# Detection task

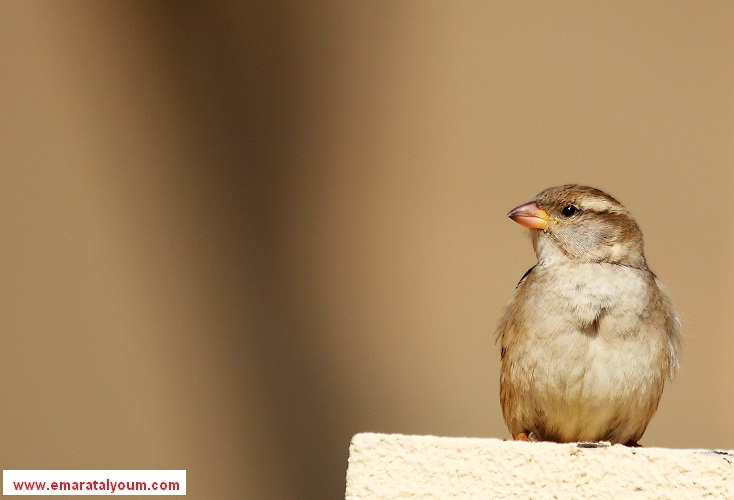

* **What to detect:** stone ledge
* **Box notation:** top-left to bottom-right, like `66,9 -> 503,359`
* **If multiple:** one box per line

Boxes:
345,432 -> 734,499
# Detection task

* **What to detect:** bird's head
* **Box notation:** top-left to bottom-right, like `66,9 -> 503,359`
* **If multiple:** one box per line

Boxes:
507,184 -> 646,268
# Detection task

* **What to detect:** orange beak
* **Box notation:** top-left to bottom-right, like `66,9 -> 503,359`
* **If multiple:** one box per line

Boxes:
507,201 -> 556,230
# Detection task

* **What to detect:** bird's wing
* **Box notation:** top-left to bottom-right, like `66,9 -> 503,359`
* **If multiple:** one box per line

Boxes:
516,265 -> 536,288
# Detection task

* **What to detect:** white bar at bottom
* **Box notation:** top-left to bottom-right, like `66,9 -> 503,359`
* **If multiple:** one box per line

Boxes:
3,470 -> 186,496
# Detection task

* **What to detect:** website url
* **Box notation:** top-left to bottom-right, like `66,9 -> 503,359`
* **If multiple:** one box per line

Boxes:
3,470 -> 186,496
11,479 -> 180,493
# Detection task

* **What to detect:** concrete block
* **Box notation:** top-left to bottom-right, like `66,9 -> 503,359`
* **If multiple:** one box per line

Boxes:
345,433 -> 734,499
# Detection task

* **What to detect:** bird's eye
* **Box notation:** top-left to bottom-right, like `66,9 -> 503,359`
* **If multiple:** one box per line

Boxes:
561,204 -> 579,217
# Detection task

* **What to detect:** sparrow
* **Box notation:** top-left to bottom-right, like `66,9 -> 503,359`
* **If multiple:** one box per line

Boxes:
496,185 -> 681,446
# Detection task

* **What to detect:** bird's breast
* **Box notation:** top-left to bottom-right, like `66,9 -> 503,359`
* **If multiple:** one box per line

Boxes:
533,263 -> 652,338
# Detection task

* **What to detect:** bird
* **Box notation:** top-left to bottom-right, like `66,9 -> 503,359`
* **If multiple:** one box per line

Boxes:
496,184 -> 681,446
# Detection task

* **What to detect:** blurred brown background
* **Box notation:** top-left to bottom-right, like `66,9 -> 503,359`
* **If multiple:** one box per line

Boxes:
1,2 -> 732,499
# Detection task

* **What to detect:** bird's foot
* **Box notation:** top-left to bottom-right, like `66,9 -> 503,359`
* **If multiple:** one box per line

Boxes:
624,440 -> 642,447
513,432 -> 539,442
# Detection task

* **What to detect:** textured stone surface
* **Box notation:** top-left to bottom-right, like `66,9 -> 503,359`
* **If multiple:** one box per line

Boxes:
345,433 -> 734,499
